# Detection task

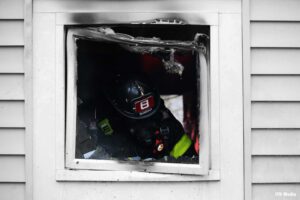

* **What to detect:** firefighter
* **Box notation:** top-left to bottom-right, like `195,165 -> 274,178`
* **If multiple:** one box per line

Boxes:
97,78 -> 196,159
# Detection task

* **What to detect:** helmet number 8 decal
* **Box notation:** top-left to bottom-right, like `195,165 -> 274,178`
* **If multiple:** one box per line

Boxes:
141,99 -> 150,110
135,96 -> 155,113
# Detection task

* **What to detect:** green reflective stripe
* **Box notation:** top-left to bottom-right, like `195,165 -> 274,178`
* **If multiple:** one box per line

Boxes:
170,134 -> 192,159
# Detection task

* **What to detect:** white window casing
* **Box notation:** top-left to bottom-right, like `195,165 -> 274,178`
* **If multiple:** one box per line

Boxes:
54,12 -> 220,181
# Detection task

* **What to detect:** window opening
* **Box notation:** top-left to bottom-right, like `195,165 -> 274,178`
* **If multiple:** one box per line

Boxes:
67,24 -> 209,171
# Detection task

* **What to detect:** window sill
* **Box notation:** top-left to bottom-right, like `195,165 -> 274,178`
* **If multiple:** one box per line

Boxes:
56,169 -> 220,182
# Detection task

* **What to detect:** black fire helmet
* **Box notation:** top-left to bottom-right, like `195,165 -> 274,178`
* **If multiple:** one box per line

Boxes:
104,78 -> 161,120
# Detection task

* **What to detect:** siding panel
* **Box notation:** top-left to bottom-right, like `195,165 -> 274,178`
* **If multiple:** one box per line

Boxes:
0,156 -> 25,182
252,129 -> 300,155
250,0 -> 300,21
249,0 -> 300,194
252,156 -> 300,183
252,76 -> 300,101
252,102 -> 300,128
251,22 -> 300,47
253,184 -> 300,200
0,1 -> 27,200
0,129 -> 25,155
0,0 -> 24,19
0,101 -> 25,127
251,48 -> 300,74
0,47 -> 24,73
0,21 -> 24,46
0,183 -> 25,200
0,75 -> 24,100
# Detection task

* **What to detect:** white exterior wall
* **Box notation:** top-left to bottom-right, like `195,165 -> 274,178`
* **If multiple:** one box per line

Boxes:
244,0 -> 300,199
1,0 -> 299,200
0,0 -> 26,200
32,1 -> 243,200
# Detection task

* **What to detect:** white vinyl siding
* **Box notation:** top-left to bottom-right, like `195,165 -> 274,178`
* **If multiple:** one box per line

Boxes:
251,48 -> 300,74
0,47 -> 24,73
0,75 -> 25,100
247,0 -> 300,198
0,183 -> 25,200
252,129 -> 300,155
0,156 -> 25,182
0,129 -> 25,155
252,156 -> 300,183
0,21 -> 24,46
251,22 -> 300,48
0,0 -> 24,19
250,0 -> 300,21
252,76 -> 300,101
0,1 -> 26,200
252,184 -> 300,200
0,101 -> 25,127
252,102 -> 300,128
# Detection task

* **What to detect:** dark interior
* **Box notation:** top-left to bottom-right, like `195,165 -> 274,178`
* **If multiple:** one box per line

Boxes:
70,25 -> 209,163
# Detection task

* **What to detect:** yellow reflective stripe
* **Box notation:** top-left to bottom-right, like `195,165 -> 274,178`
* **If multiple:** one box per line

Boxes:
170,134 -> 192,159
98,118 -> 113,135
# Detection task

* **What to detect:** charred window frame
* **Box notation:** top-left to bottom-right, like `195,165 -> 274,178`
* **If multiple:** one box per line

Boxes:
64,21 -> 212,176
